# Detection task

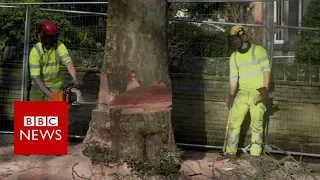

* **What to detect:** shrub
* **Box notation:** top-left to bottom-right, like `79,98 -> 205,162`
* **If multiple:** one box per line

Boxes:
294,0 -> 320,65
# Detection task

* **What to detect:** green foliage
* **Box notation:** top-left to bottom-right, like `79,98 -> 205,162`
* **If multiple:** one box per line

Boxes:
168,2 -> 224,21
82,141 -> 118,164
83,140 -> 181,179
123,148 -> 181,179
168,22 -> 230,58
167,2 -> 265,59
0,0 -> 96,51
167,3 -> 242,58
294,0 -> 320,65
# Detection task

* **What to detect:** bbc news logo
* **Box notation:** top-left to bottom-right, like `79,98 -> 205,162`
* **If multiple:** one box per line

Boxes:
20,116 -> 62,141
14,101 -> 68,155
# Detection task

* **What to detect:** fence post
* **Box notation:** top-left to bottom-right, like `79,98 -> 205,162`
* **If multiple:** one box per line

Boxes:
21,5 -> 31,101
263,0 -> 276,147
265,1 -> 275,67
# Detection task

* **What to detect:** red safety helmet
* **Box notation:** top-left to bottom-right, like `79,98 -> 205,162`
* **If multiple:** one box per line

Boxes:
39,20 -> 57,35
38,20 -> 58,47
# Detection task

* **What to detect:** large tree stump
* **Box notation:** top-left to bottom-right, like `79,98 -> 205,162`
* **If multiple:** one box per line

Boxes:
109,85 -> 175,160
84,86 -> 175,160
83,0 -> 178,170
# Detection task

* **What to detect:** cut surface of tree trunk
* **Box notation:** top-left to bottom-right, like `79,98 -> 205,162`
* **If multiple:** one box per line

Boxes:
109,86 -> 175,160
83,0 -> 177,165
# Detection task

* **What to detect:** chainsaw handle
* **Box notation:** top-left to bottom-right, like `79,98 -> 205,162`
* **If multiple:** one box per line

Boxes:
64,82 -> 79,91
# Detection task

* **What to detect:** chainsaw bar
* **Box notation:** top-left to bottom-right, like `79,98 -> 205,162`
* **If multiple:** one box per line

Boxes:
70,101 -> 98,106
70,101 -> 109,106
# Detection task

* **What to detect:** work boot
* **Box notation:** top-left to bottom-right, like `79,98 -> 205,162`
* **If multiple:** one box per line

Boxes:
216,153 -> 239,165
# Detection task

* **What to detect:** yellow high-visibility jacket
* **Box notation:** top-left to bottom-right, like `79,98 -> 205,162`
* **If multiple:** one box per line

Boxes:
229,44 -> 271,90
29,40 -> 72,88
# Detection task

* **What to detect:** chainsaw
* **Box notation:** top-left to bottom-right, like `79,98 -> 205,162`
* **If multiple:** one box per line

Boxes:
62,83 -> 97,106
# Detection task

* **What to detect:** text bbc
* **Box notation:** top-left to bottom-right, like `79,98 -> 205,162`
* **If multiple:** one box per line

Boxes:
24,116 -> 58,127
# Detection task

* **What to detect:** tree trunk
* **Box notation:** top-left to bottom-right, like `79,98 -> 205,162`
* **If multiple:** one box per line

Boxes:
83,0 -> 177,166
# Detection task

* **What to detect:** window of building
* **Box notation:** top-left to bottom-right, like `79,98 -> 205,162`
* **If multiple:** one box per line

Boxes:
274,0 -> 304,45
274,1 -> 284,44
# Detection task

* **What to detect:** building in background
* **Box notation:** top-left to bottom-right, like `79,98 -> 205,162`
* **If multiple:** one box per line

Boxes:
253,0 -> 310,59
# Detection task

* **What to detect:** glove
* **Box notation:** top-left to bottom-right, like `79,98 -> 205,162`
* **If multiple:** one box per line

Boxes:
72,78 -> 80,89
253,87 -> 268,105
226,95 -> 235,110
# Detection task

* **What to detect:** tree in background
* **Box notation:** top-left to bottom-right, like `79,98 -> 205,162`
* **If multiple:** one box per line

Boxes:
168,2 -> 224,20
168,22 -> 229,58
167,2 -> 263,59
294,0 -> 320,65
42,0 -> 107,47
167,2 -> 229,58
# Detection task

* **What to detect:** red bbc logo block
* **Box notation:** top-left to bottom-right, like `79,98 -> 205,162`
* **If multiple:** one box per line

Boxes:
14,101 -> 68,155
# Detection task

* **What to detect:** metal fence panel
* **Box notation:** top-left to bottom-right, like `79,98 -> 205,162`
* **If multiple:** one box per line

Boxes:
167,1 -> 270,148
29,3 -> 107,139
0,5 -> 26,133
0,3 -> 108,139
167,0 -> 320,156
1,1 -> 320,157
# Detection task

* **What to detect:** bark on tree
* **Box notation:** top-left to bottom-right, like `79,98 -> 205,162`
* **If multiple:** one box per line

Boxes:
83,0 -> 177,163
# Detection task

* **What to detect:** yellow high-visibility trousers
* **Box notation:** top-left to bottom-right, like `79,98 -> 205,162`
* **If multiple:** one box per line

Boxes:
226,89 -> 266,156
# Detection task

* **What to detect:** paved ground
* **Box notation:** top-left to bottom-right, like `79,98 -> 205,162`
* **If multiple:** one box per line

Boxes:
0,143 -> 320,180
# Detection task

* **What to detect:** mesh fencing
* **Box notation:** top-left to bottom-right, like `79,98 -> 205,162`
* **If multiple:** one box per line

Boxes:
269,26 -> 320,154
167,1 -> 269,150
1,1 -> 320,155
0,3 -> 107,139
27,4 -> 107,139
0,5 -> 25,133
167,1 -> 320,155
167,2 -> 267,59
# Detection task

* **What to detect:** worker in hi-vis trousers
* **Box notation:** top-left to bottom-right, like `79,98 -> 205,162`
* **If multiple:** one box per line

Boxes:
220,25 -> 271,161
